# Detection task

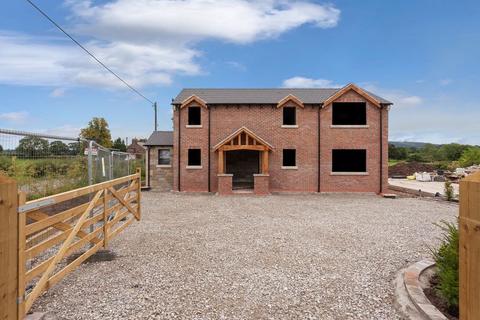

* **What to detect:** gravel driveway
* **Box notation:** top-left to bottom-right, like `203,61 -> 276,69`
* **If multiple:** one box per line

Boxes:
32,192 -> 457,319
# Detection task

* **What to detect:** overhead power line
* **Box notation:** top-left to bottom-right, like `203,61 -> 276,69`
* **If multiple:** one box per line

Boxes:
25,0 -> 155,105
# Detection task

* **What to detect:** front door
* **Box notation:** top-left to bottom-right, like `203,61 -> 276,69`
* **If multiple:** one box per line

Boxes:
226,150 -> 260,190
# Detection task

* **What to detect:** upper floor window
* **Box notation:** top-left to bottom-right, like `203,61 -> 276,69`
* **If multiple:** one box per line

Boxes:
158,149 -> 171,166
283,107 -> 296,126
188,106 -> 201,126
332,149 -> 366,172
332,102 -> 366,125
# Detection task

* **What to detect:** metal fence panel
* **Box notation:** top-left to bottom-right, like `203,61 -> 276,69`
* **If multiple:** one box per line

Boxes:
0,128 -> 138,200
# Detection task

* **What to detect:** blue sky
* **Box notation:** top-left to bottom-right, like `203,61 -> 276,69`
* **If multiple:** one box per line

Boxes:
0,0 -> 479,144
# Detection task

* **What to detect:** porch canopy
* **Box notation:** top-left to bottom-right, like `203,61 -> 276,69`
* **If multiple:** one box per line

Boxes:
213,127 -> 273,174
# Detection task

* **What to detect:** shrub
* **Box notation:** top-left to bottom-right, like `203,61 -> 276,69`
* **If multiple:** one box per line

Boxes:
0,155 -> 12,173
24,159 -> 75,178
444,181 -> 454,201
432,221 -> 459,310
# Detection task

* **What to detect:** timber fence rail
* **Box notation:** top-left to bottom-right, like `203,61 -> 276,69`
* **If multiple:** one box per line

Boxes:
459,171 -> 480,320
14,169 -> 141,319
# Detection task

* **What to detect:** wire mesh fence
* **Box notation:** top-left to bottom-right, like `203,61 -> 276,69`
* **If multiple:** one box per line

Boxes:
0,128 -> 144,200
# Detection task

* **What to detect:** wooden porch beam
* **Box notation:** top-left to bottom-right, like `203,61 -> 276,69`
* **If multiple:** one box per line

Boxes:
221,145 -> 266,151
218,150 -> 224,174
262,150 -> 269,174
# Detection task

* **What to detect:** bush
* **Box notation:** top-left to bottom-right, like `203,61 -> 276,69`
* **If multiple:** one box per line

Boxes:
432,221 -> 459,310
0,155 -> 12,173
444,181 -> 454,201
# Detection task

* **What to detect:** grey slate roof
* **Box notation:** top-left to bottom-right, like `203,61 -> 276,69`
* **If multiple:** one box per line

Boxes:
172,88 -> 392,105
144,131 -> 173,146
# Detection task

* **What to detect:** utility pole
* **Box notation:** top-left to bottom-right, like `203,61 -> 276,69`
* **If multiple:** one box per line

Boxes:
154,102 -> 158,131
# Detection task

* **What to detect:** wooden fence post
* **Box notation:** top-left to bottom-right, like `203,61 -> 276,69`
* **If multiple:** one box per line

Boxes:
459,171 -> 480,320
136,168 -> 141,220
0,175 -> 19,320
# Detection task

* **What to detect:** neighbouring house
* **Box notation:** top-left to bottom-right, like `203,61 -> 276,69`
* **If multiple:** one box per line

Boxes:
144,131 -> 174,191
148,83 -> 393,194
126,138 -> 147,158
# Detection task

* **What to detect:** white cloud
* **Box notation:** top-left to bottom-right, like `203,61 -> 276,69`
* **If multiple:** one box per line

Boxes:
226,61 -> 246,71
282,76 -> 342,88
0,111 -> 29,123
50,88 -> 67,97
40,125 -> 81,138
0,1 -> 340,89
69,0 -> 340,44
0,32 -> 197,88
361,83 -> 423,107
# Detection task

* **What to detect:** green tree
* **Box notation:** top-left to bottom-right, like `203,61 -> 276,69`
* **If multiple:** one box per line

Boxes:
389,144 -> 408,160
68,142 -> 82,155
112,138 -> 127,152
16,136 -> 49,157
459,147 -> 480,167
441,143 -> 468,161
0,144 -> 3,153
80,117 -> 112,148
420,143 -> 440,162
49,141 -> 69,155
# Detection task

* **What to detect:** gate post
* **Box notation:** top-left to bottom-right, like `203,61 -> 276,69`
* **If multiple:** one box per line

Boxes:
0,175 -> 19,320
459,171 -> 480,319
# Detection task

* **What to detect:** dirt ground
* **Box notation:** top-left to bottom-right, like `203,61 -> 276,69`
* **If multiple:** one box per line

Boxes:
32,192 -> 458,320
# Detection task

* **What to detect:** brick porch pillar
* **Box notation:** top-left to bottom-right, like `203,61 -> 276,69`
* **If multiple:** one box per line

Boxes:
217,174 -> 233,195
254,174 -> 270,195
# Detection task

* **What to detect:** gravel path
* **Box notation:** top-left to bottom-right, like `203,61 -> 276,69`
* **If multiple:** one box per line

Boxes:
32,192 -> 457,320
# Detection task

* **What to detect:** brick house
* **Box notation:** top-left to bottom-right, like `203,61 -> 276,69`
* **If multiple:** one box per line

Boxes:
144,131 -> 174,191
169,83 -> 392,195
126,138 -> 146,158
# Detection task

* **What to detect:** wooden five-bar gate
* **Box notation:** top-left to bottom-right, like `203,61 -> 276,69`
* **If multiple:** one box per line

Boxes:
1,169 -> 141,319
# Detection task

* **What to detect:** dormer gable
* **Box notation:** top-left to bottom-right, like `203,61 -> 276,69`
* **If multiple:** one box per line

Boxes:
180,95 -> 208,109
277,94 -> 304,108
322,83 -> 381,108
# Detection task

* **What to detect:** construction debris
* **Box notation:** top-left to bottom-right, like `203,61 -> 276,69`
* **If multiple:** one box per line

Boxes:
389,162 -> 436,178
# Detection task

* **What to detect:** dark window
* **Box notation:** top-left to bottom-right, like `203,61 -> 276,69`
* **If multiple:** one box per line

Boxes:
283,107 -> 296,125
332,149 -> 367,172
188,106 -> 201,125
188,149 -> 201,166
158,149 -> 171,165
332,102 -> 366,125
283,149 -> 296,167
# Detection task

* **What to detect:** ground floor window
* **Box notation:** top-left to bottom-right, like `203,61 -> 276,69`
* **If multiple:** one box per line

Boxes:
188,148 -> 201,166
158,149 -> 171,165
282,149 -> 296,167
332,149 -> 366,172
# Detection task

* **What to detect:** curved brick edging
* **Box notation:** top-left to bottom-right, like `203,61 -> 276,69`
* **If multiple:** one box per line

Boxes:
403,260 -> 448,320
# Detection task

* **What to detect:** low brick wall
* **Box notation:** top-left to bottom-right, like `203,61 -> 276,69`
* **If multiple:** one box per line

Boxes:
217,174 -> 233,195
254,174 -> 270,195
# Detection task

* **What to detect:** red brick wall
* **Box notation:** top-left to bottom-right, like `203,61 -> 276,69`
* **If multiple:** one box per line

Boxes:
173,103 -> 209,192
173,89 -> 389,193
217,174 -> 233,195
254,174 -> 270,195
320,90 -> 387,193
